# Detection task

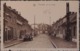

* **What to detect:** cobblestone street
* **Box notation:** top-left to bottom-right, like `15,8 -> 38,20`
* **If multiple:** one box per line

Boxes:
9,34 -> 54,48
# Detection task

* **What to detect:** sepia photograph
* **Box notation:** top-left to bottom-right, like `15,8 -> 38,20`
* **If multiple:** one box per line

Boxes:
1,1 -> 79,51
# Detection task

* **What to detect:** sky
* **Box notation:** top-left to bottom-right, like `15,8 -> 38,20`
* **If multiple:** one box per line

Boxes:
1,1 -> 79,25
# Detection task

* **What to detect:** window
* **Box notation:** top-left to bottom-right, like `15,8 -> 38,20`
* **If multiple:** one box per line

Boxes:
4,28 -> 8,41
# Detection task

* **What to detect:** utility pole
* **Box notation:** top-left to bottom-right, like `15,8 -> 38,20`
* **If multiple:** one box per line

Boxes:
33,4 -> 36,36
34,16 -> 35,36
49,16 -> 51,35
50,17 -> 51,25
65,3 -> 71,41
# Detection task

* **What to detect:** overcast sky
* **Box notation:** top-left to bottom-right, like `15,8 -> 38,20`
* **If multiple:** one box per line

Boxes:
2,1 -> 79,25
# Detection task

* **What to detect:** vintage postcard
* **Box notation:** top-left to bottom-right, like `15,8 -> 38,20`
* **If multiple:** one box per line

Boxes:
0,0 -> 79,51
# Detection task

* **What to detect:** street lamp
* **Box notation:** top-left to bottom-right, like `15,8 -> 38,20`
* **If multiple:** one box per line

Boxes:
33,4 -> 36,36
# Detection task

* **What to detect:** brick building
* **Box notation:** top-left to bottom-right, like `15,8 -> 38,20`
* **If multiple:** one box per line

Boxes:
52,3 -> 77,42
52,12 -> 77,42
3,3 -> 32,43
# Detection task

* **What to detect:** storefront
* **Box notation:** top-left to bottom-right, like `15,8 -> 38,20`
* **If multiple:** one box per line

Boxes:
4,26 -> 14,42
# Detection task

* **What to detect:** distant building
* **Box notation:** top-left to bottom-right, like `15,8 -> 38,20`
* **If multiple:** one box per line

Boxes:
3,3 -> 32,43
38,24 -> 49,34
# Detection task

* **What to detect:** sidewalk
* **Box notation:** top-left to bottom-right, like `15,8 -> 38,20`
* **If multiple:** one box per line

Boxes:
49,36 -> 77,48
4,39 -> 23,48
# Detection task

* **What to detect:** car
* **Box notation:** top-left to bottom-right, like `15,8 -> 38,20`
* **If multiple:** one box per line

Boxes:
23,34 -> 33,41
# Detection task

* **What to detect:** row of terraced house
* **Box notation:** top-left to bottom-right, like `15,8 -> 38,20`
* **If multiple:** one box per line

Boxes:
51,3 -> 77,43
3,3 -> 32,43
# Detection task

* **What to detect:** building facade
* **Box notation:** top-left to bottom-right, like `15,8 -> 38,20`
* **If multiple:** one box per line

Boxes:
52,3 -> 77,42
38,24 -> 49,34
52,12 -> 77,42
3,3 -> 32,43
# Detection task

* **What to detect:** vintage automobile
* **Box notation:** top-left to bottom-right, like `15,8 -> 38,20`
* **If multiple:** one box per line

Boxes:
23,33 -> 33,41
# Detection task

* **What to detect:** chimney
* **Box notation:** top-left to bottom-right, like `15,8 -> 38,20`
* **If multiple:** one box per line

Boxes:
3,3 -> 6,8
65,2 -> 72,41
18,12 -> 21,15
66,3 -> 69,14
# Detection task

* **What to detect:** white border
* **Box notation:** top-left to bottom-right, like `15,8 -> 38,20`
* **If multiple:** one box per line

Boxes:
1,1 -> 79,51
1,1 -> 4,50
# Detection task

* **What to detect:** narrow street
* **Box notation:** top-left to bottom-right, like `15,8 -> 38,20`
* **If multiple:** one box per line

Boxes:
3,2 -> 78,49
9,34 -> 54,48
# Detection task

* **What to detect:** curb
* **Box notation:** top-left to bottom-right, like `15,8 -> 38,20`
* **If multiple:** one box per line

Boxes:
49,36 -> 57,48
5,40 -> 23,48
50,38 -> 57,48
